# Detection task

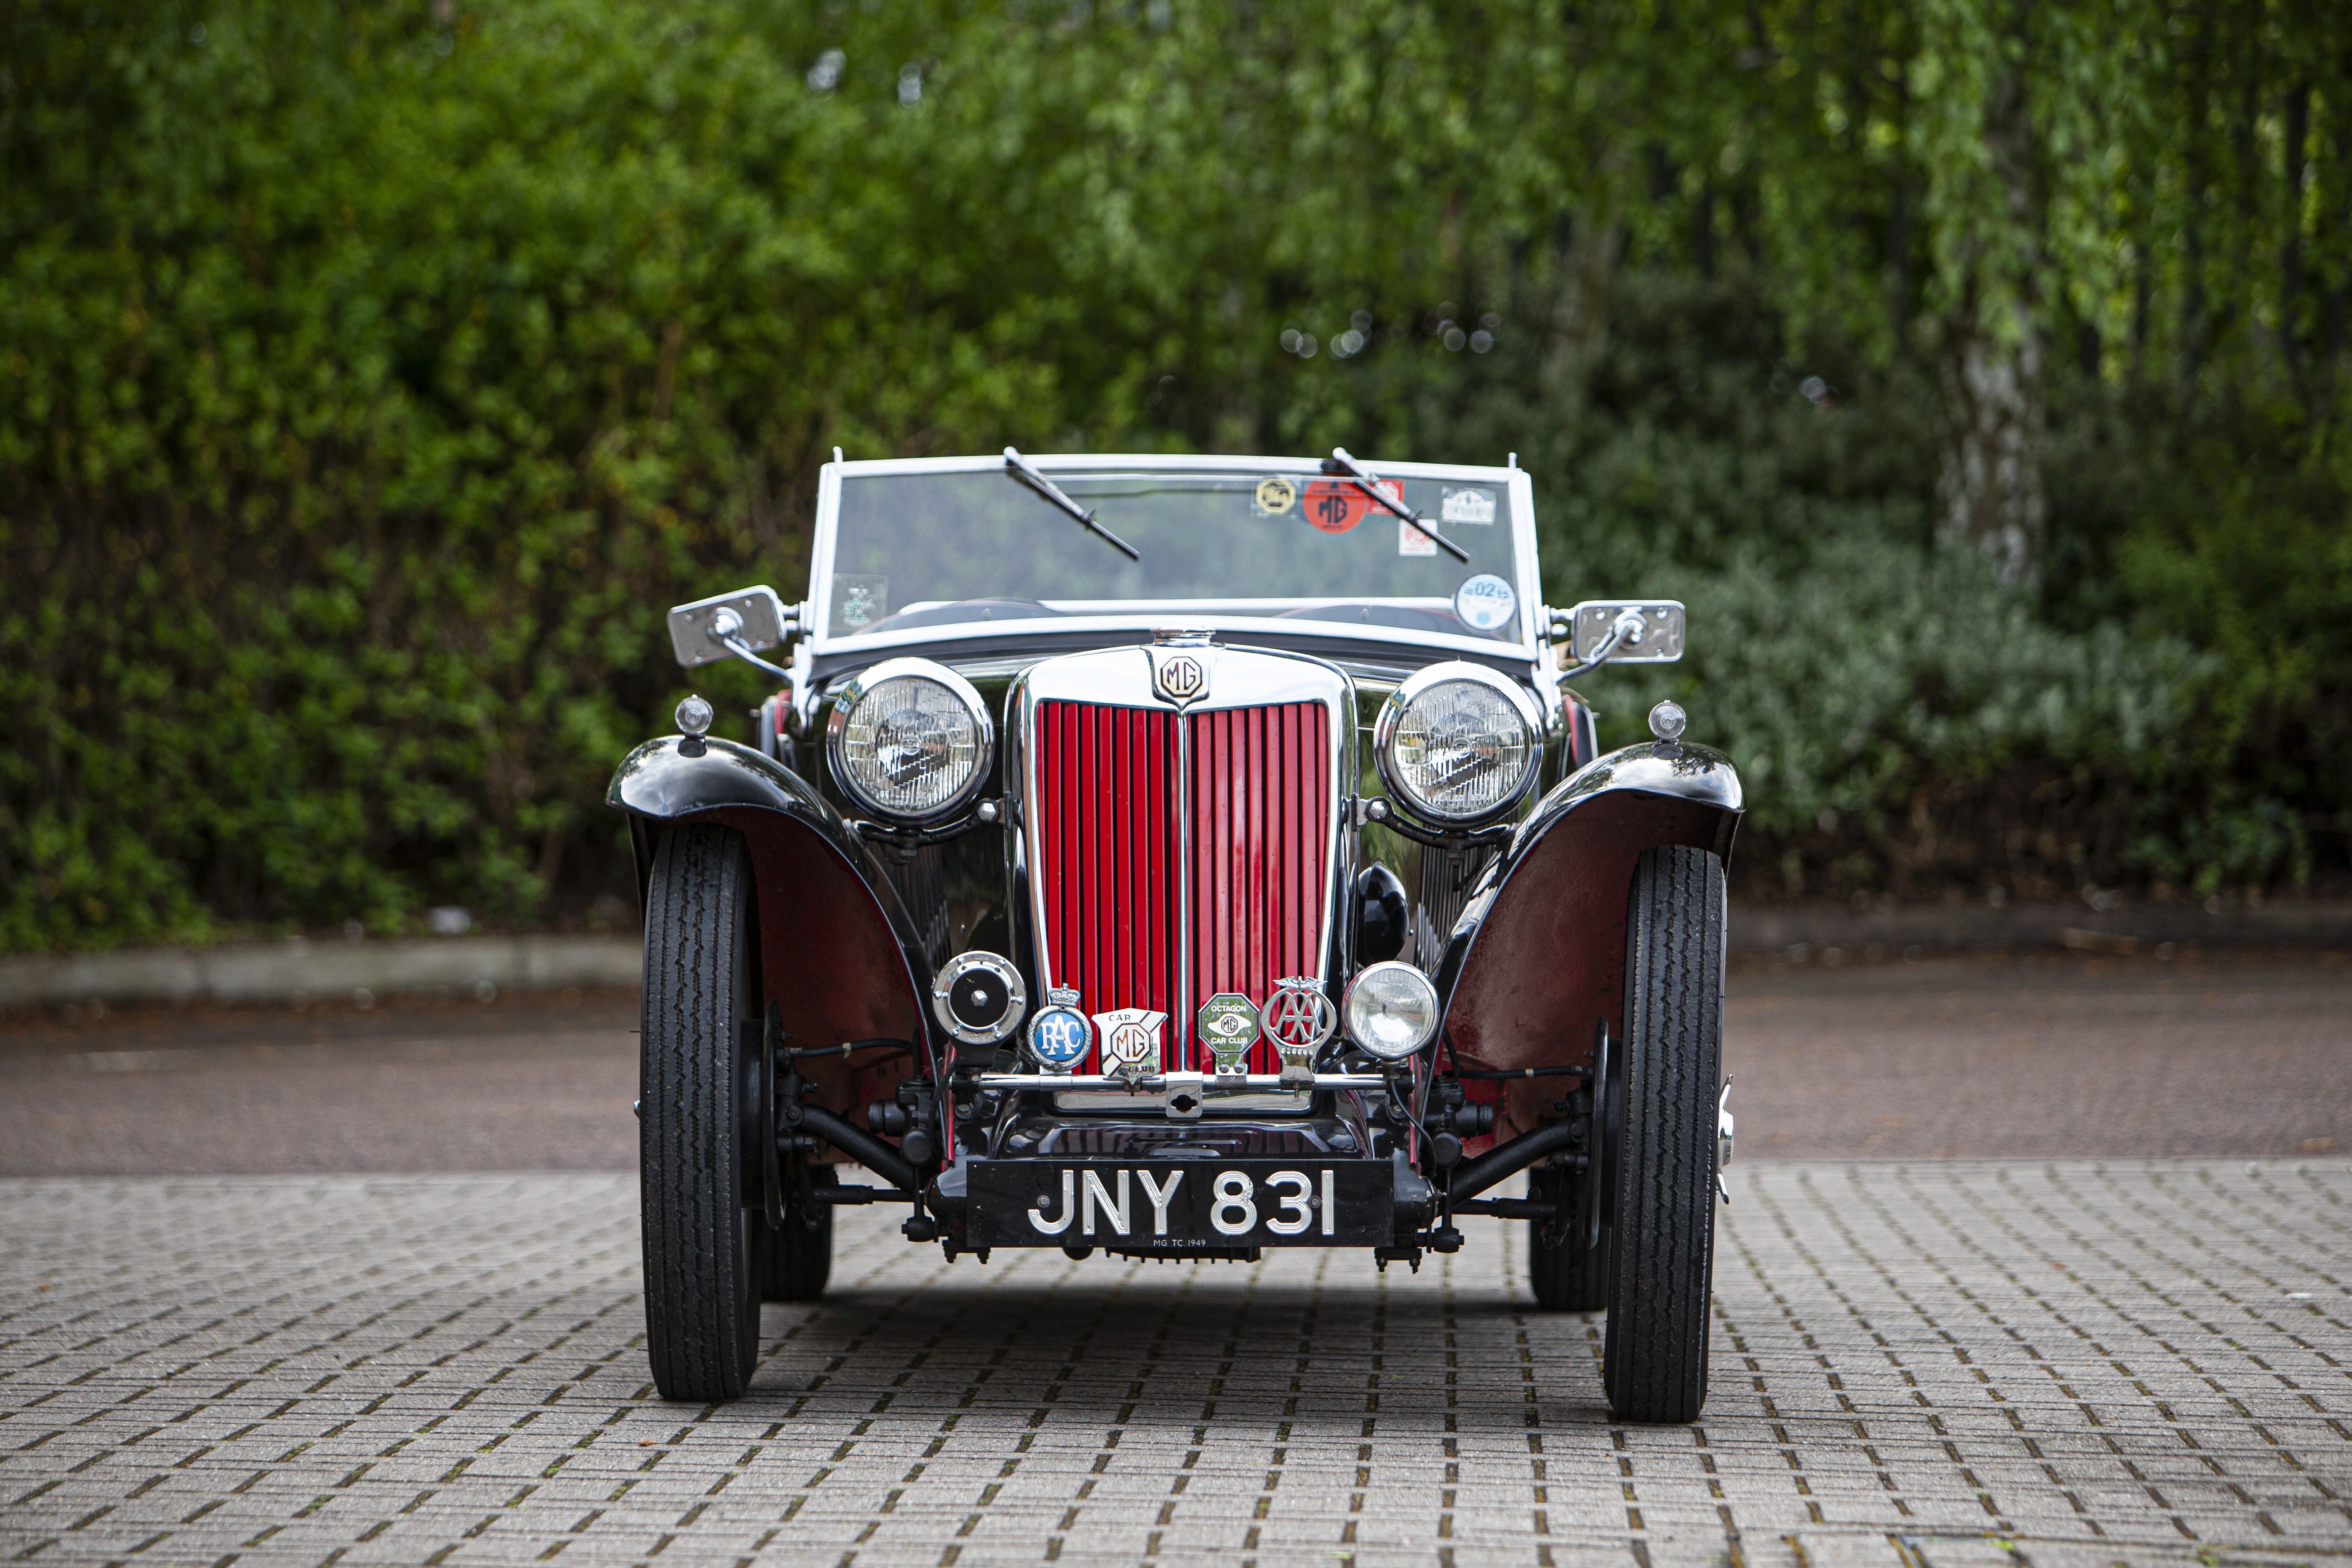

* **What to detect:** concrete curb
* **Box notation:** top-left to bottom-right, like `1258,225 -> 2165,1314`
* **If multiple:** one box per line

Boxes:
0,935 -> 641,1009
1733,898 -> 2352,957
5,899 -> 2345,1009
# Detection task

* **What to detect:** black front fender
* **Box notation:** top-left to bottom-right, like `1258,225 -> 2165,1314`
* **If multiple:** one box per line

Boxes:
608,736 -> 941,1088
1433,741 -> 1742,1138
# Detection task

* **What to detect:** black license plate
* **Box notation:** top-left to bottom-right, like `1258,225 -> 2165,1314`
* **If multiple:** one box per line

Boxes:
965,1158 -> 1392,1249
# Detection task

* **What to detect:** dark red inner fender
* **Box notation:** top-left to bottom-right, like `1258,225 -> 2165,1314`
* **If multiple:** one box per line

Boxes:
1444,791 -> 1731,1146
695,806 -> 928,1139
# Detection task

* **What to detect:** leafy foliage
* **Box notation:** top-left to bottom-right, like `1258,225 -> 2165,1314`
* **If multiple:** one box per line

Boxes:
2,0 -> 2345,949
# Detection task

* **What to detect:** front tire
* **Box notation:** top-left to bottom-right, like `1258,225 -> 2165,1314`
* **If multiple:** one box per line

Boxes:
1601,845 -> 1725,1423
640,823 -> 766,1403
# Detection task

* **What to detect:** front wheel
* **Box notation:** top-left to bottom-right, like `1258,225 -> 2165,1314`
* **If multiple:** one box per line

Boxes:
1526,1166 -> 1609,1311
1602,844 -> 1725,1424
640,823 -> 766,1402
762,1162 -> 835,1302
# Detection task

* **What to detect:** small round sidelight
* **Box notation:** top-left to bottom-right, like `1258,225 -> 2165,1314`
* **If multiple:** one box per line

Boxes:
1648,699 -> 1687,745
675,694 -> 715,755
1343,961 -> 1441,1062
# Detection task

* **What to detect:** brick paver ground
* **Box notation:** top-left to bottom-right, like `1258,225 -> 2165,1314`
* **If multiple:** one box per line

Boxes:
3,1161 -> 2347,1568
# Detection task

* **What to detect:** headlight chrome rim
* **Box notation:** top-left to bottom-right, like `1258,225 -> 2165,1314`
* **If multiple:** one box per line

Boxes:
826,658 -> 995,825
1343,961 -> 1441,1062
1372,662 -> 1544,827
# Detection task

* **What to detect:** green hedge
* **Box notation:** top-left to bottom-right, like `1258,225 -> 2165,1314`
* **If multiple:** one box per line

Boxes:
3,1 -> 2342,951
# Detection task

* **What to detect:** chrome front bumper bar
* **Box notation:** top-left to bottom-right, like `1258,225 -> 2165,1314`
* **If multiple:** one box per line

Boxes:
975,1071 -> 1389,1093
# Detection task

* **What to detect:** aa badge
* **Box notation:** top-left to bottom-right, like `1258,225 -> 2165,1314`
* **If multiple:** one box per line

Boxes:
1261,977 -> 1336,1087
1026,986 -> 1093,1074
1091,1007 -> 1168,1084
1195,992 -> 1260,1077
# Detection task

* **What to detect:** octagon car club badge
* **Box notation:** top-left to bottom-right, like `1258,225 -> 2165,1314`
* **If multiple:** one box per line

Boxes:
1195,992 -> 1261,1077
1262,977 -> 1337,1087
1092,1007 -> 1168,1084
1252,475 -> 1297,515
1026,987 -> 1093,1074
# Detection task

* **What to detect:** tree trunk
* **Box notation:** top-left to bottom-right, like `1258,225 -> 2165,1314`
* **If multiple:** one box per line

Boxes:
1934,54 -> 2044,590
2282,82 -> 2310,371
1936,298 -> 2045,590
1540,205 -> 1625,417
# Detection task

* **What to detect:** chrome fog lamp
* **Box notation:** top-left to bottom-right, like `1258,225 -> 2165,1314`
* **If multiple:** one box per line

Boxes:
827,658 -> 994,823
1343,961 -> 1440,1062
1373,662 -> 1543,827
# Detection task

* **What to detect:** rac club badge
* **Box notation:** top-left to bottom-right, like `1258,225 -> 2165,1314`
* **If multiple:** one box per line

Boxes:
1195,992 -> 1260,1077
1026,986 -> 1092,1073
1091,1007 -> 1168,1084
1262,977 -> 1337,1087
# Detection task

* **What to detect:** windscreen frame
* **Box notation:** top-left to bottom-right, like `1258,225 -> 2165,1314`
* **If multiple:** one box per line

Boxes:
804,453 -> 1543,666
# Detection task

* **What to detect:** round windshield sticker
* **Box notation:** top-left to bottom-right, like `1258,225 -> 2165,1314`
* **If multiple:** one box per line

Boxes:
1254,475 -> 1298,514
1301,477 -> 1399,535
1453,573 -> 1518,632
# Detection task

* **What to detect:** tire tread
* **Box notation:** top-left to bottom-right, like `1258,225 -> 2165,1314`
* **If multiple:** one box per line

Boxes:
640,824 -> 760,1402
1602,844 -> 1725,1423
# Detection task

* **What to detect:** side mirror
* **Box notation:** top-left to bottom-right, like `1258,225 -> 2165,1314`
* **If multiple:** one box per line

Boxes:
668,587 -> 791,669
1560,600 -> 1685,667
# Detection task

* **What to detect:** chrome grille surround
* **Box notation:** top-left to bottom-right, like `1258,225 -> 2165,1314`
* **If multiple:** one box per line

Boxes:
1005,642 -> 1354,1105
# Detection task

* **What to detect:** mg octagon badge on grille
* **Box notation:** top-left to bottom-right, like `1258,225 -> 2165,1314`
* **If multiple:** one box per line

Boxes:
1195,992 -> 1261,1076
1154,653 -> 1206,703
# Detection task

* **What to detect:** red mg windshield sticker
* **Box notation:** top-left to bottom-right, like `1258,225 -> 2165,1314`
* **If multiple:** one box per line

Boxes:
1301,477 -> 1399,535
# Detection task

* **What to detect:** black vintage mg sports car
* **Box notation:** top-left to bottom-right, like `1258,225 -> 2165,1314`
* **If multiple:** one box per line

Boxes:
609,449 -> 1739,1421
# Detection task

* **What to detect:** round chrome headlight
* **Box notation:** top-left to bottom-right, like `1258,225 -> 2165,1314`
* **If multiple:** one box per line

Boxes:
1343,961 -> 1441,1062
826,659 -> 994,823
1373,663 -> 1543,827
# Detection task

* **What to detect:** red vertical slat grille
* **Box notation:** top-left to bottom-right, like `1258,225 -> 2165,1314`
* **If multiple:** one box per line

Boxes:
1036,702 -> 1180,1073
1035,698 -> 1329,1077
1189,701 -> 1330,1074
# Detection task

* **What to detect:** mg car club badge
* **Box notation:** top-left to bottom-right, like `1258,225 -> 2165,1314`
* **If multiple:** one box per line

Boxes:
1262,977 -> 1337,1086
1091,1007 -> 1168,1084
1195,992 -> 1261,1077
1026,987 -> 1092,1074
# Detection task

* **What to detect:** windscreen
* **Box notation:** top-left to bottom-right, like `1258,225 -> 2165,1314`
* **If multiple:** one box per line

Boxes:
825,466 -> 1525,645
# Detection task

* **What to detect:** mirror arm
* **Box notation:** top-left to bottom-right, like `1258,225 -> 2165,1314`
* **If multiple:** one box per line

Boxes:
706,603 -> 797,683
1558,608 -> 1646,681
720,633 -> 794,683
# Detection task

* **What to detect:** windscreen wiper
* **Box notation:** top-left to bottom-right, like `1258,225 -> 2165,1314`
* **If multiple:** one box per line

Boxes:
1003,448 -> 1141,561
1323,447 -> 1470,563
